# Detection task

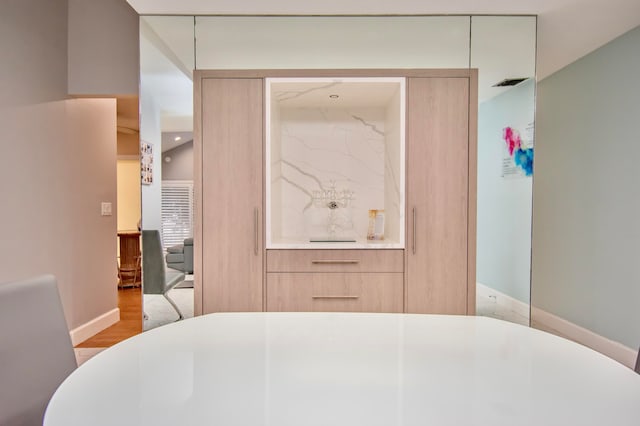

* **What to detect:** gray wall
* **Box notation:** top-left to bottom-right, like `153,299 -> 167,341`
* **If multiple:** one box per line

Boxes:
0,0 -> 68,107
162,140 -> 194,181
0,0 -> 133,331
68,0 -> 139,95
477,79 -> 534,303
532,25 -> 640,349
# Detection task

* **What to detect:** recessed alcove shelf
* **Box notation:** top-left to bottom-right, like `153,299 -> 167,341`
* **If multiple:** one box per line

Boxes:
266,77 -> 406,249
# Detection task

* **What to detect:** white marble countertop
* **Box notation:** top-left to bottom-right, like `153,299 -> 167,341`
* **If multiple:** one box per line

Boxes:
45,313 -> 640,426
268,238 -> 404,249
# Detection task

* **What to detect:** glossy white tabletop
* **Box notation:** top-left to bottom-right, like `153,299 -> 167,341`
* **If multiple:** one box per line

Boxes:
45,313 -> 640,426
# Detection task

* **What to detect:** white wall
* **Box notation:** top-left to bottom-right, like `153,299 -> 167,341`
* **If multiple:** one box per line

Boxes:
477,80 -> 534,304
140,86 -> 163,231
532,25 -> 640,349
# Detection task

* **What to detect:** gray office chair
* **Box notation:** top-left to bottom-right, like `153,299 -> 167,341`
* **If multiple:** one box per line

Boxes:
635,347 -> 640,374
142,230 -> 186,320
0,275 -> 77,426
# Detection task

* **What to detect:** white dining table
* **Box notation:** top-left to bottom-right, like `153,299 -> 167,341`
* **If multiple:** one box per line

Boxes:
45,313 -> 640,426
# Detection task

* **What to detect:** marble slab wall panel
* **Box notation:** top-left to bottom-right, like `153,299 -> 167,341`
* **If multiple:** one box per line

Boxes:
273,107 -> 388,242
384,89 -> 403,244
269,100 -> 282,241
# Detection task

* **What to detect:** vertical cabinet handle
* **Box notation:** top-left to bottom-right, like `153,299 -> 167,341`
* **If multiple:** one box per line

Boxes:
254,208 -> 259,255
412,207 -> 416,254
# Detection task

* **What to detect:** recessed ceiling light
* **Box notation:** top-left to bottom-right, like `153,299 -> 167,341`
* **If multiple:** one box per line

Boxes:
329,94 -> 339,99
174,136 -> 182,141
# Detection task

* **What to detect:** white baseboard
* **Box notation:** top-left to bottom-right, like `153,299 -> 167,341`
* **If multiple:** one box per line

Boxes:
476,282 -> 530,318
69,308 -> 120,346
531,306 -> 637,369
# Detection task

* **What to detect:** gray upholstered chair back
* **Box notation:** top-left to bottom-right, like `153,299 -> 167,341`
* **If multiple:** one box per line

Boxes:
0,275 -> 77,426
141,230 -> 186,321
183,238 -> 194,273
142,230 -> 168,295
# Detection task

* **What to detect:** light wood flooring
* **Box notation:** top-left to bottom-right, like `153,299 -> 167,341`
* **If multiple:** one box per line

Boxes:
75,287 -> 143,348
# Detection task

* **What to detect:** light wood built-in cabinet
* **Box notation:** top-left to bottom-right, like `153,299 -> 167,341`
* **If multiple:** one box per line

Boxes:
406,77 -> 474,315
196,78 -> 263,314
195,70 -> 477,316
267,249 -> 404,312
267,273 -> 404,313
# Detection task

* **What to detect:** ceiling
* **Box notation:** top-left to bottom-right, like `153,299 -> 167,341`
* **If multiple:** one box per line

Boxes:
162,131 -> 193,152
127,0 -> 640,80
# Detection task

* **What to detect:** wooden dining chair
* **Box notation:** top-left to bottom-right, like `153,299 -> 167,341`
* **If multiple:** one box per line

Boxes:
0,275 -> 77,426
117,255 -> 141,288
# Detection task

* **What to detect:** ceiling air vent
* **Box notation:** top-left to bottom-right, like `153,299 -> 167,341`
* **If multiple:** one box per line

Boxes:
493,78 -> 528,87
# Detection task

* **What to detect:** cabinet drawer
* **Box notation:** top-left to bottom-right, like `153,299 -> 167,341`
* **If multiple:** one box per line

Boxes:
266,272 -> 403,313
266,250 -> 404,273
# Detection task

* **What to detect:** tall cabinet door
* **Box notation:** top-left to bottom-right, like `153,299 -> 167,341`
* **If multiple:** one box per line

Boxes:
200,78 -> 263,313
406,77 -> 471,314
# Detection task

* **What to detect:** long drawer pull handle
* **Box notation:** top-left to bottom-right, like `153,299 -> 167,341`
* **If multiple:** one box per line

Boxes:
311,260 -> 360,264
312,295 -> 360,300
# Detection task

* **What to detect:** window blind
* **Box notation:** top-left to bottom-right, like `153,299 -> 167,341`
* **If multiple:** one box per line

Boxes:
161,181 -> 194,248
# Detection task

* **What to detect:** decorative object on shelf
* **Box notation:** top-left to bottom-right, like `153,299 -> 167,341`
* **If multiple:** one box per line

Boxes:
311,180 -> 355,210
367,209 -> 385,240
311,181 -> 355,241
141,141 -> 153,185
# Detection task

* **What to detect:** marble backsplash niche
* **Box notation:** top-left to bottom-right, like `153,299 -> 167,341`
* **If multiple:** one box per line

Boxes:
270,106 -> 402,245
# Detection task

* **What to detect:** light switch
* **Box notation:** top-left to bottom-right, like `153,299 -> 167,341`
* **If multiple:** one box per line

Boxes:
101,202 -> 112,216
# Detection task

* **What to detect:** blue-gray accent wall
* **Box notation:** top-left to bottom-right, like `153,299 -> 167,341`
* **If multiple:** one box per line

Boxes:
532,25 -> 640,349
477,79 -> 535,304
